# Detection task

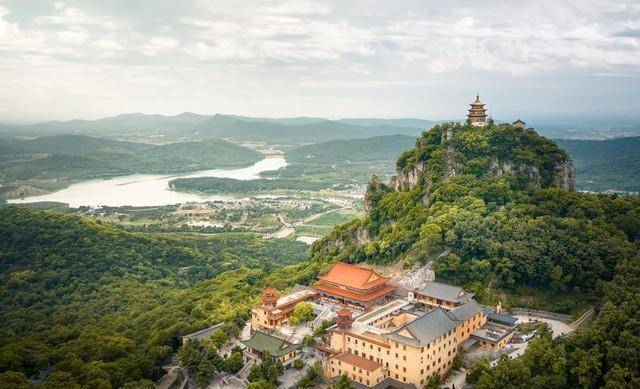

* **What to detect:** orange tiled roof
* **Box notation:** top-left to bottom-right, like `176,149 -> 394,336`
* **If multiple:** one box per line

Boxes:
313,283 -> 396,302
318,262 -> 390,290
334,352 -> 382,371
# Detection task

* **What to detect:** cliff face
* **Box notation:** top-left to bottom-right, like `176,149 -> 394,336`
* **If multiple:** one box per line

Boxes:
554,159 -> 576,191
365,122 -> 576,217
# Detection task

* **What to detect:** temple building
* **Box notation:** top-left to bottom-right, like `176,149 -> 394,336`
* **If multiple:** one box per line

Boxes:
242,330 -> 300,367
312,262 -> 397,311
319,299 -> 488,388
467,95 -> 488,127
251,287 -> 317,330
316,281 -> 517,388
408,281 -> 475,310
512,119 -> 526,129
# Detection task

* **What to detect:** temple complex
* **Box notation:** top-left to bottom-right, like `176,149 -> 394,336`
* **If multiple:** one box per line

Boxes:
312,262 -> 397,311
467,95 -> 488,126
248,264 -> 517,388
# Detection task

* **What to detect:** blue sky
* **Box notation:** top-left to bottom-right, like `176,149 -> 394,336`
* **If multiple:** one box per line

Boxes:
0,0 -> 639,122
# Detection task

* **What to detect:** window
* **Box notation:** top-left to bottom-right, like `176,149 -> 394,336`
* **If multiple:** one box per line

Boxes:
403,367 -> 406,372
403,356 -> 406,361
403,345 -> 406,351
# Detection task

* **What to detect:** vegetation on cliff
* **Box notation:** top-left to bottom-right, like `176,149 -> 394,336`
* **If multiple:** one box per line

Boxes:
312,122 -> 639,307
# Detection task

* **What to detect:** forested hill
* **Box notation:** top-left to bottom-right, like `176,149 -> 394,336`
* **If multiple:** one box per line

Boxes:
0,206 -> 319,388
310,121 -> 640,387
556,136 -> 640,192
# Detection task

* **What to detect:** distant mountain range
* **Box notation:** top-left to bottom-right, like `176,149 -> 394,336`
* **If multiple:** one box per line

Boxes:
1,113 -> 436,143
2,112 -> 638,142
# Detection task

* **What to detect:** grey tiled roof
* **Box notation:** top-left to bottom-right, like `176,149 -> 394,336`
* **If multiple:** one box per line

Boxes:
414,281 -> 475,302
488,312 -> 518,327
448,300 -> 483,322
182,322 -> 225,341
384,308 -> 457,347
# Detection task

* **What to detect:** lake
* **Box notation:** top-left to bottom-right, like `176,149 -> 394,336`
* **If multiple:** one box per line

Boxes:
9,157 -> 287,207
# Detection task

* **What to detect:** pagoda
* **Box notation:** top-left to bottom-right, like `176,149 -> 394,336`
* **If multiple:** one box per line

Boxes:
467,95 -> 488,127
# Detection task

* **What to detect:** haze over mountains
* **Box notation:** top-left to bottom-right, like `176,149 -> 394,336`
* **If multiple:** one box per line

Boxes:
1,112 -> 434,143
3,112 -> 638,142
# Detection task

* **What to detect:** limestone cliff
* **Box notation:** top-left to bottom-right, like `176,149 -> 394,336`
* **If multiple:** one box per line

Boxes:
366,121 -> 575,217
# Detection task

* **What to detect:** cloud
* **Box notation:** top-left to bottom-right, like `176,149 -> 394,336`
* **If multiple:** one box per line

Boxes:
0,0 -> 638,121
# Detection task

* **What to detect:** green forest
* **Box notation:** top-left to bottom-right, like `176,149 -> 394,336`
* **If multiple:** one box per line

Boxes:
311,122 -> 640,387
0,206 -> 322,388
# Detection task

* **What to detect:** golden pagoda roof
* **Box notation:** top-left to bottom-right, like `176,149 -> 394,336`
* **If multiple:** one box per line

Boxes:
470,95 -> 484,105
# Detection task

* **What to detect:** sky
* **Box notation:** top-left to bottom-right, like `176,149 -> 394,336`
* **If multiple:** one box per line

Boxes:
0,0 -> 639,123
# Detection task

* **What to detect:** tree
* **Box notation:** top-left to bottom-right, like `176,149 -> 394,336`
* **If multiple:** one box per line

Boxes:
247,379 -> 276,389
293,358 -> 304,369
42,371 -> 81,389
121,380 -> 154,389
425,375 -> 442,388
0,371 -> 30,389
288,302 -> 314,325
297,361 -> 323,389
333,373 -> 353,389
223,351 -> 244,373
467,358 -> 490,384
452,354 -> 463,370
247,351 -> 283,386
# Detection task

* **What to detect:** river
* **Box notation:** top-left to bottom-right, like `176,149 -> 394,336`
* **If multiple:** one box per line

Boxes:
8,157 -> 287,208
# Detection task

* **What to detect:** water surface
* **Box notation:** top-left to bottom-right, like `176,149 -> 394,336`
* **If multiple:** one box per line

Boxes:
9,157 -> 286,207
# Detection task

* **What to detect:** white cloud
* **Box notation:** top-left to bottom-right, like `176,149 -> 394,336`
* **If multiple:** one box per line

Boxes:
0,0 -> 638,121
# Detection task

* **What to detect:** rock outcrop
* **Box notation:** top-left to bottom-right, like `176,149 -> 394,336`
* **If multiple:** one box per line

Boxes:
553,159 -> 576,191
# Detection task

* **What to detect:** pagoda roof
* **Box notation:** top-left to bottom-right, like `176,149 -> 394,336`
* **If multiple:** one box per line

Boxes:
318,262 -> 390,290
470,95 -> 485,105
313,283 -> 397,302
242,330 -> 299,357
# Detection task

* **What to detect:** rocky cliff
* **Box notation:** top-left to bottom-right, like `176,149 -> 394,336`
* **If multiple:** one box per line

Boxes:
365,122 -> 575,216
